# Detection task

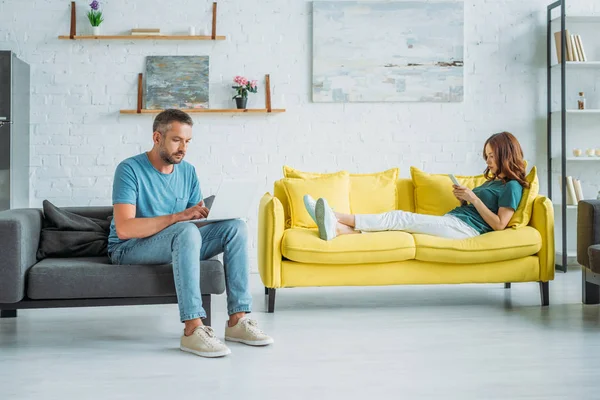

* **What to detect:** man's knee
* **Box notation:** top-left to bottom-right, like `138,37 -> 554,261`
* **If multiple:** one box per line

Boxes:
226,219 -> 248,238
174,222 -> 202,246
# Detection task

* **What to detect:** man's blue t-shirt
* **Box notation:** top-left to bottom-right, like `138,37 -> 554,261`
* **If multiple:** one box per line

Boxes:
107,153 -> 202,253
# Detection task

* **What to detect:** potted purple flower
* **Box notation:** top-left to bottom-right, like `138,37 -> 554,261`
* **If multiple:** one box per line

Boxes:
87,1 -> 104,36
232,76 -> 258,109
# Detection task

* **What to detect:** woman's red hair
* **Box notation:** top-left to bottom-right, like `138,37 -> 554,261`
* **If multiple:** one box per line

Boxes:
483,132 -> 529,188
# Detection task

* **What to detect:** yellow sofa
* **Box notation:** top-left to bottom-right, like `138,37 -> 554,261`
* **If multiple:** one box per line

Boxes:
258,171 -> 555,312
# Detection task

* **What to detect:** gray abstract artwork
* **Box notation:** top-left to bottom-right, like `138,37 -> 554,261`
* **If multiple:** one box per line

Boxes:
146,56 -> 209,110
312,1 -> 464,103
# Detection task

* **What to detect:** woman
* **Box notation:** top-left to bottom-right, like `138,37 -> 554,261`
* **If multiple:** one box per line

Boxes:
304,131 -> 530,241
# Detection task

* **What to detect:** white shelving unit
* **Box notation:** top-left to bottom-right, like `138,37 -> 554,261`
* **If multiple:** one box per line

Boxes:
552,157 -> 600,161
547,4 -> 600,271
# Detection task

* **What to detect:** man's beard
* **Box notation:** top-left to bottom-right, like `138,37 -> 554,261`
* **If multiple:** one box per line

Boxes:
159,146 -> 184,165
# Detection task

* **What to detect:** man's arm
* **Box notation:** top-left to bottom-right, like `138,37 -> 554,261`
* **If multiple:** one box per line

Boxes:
114,203 -> 208,240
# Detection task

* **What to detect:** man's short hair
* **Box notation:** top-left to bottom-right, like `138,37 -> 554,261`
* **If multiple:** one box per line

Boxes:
152,109 -> 194,134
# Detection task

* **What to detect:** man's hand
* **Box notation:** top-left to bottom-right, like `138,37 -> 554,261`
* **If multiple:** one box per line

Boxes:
177,201 -> 209,222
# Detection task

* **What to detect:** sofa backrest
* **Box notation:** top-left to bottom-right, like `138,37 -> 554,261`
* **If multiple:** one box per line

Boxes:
273,178 -> 415,227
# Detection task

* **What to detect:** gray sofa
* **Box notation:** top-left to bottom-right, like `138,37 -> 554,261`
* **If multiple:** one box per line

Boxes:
577,200 -> 600,304
0,206 -> 226,325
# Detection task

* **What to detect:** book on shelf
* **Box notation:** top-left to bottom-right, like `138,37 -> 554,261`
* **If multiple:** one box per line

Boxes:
131,28 -> 162,36
570,35 -> 580,61
131,28 -> 160,33
573,178 -> 584,202
554,31 -> 588,62
566,176 -> 578,205
576,35 -> 587,62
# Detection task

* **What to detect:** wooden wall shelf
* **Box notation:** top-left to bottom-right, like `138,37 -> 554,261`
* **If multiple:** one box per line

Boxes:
59,35 -> 226,40
120,109 -> 285,114
59,2 -> 223,40
120,74 -> 285,115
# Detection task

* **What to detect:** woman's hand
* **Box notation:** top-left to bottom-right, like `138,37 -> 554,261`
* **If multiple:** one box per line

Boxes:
452,185 -> 478,204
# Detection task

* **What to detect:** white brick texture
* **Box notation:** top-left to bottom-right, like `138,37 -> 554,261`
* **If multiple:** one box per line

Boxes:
1,0 -> 600,271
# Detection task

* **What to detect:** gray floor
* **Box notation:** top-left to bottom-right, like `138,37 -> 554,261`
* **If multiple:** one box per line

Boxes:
1,268 -> 599,400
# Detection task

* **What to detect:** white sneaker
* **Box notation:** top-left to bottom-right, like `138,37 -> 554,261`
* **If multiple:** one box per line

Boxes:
315,198 -> 337,241
180,325 -> 231,358
303,194 -> 318,224
225,317 -> 274,346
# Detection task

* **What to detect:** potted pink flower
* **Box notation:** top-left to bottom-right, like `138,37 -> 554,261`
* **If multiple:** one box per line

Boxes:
232,76 -> 258,109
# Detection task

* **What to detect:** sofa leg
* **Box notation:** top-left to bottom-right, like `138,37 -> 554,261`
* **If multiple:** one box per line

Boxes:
267,288 -> 276,313
582,267 -> 600,305
1,309 -> 17,318
539,282 -> 549,306
504,283 -> 511,289
202,295 -> 212,326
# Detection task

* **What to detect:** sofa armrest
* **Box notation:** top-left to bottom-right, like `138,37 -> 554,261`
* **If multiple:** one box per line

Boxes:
577,200 -> 600,269
258,193 -> 285,288
0,209 -> 43,303
529,196 -> 555,282
588,245 -> 600,274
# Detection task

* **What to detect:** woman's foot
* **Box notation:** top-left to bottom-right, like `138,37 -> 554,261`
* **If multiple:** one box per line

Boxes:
303,194 -> 318,225
315,198 -> 338,240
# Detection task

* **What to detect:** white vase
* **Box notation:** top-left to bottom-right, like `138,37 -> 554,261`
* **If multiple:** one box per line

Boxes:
92,26 -> 101,36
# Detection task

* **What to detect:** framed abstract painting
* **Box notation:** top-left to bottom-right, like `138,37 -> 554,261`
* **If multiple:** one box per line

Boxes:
312,1 -> 464,103
145,56 -> 210,109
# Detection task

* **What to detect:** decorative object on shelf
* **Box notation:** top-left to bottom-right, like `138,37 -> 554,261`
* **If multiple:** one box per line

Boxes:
87,0 -> 104,35
573,148 -> 582,157
60,2 -> 224,40
189,26 -> 196,36
145,56 -> 209,110
231,76 -> 258,110
121,74 -> 284,114
586,148 -> 595,157
595,148 -> 600,156
578,92 -> 586,109
312,1 -> 464,103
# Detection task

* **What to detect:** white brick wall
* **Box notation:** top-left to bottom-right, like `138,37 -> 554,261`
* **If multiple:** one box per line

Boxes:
1,0 -> 600,270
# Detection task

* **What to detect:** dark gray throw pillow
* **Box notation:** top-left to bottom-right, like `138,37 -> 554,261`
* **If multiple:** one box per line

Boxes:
36,200 -> 111,260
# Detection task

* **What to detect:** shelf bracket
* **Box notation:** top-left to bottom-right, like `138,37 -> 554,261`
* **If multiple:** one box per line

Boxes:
69,1 -> 76,39
211,2 -> 217,40
137,73 -> 143,114
265,74 -> 272,112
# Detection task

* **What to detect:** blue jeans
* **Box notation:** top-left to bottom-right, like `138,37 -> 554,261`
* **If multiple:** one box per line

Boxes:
109,220 -> 252,322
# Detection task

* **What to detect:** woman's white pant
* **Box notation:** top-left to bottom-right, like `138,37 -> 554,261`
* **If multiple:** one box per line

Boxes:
354,211 -> 480,240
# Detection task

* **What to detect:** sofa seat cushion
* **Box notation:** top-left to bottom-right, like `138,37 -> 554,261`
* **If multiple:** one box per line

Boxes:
413,227 -> 542,264
27,257 -> 225,300
282,228 -> 416,264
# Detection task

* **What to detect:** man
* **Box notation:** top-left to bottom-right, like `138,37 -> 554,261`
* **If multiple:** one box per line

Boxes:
107,109 -> 273,358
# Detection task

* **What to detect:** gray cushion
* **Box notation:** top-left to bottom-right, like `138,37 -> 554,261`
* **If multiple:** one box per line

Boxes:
27,257 -> 226,300
37,200 -> 111,260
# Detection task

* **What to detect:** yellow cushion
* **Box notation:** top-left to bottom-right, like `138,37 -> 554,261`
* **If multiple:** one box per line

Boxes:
281,228 -> 416,264
281,172 -> 351,228
508,166 -> 539,228
413,226 -> 542,264
397,178 -> 415,212
283,166 -> 399,214
410,167 -> 486,216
